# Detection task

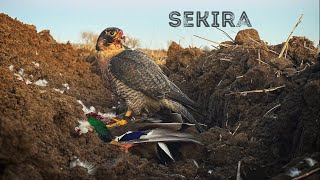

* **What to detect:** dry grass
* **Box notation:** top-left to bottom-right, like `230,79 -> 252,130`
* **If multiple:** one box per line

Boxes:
138,49 -> 167,65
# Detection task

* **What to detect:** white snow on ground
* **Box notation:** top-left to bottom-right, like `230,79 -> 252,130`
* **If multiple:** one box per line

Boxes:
25,79 -> 32,85
13,68 -> 24,81
13,68 -> 33,84
8,65 -> 14,71
32,61 -> 40,67
52,83 -> 70,94
62,83 -> 70,90
34,79 -> 48,86
53,88 -> 64,94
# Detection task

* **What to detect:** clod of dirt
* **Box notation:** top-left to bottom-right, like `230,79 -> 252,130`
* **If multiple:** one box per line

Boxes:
166,42 -> 203,72
235,28 -> 261,45
38,30 -> 56,43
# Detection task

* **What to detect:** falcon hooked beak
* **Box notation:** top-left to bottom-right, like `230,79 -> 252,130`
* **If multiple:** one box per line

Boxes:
96,27 -> 125,51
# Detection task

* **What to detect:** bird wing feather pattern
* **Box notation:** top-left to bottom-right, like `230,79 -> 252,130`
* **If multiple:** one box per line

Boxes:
120,136 -> 201,144
157,142 -> 175,161
109,50 -> 195,106
117,128 -> 201,144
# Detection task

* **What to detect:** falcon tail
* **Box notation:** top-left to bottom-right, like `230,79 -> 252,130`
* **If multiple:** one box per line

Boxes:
162,99 -> 205,132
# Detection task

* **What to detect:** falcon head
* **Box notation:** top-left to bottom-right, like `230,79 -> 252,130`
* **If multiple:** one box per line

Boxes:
96,27 -> 125,51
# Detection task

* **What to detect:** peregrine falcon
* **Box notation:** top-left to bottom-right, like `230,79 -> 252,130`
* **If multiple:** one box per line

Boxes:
95,27 -> 204,132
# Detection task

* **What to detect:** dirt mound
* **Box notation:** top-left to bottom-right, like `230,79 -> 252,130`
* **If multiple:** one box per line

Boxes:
164,29 -> 319,179
0,13 -> 319,179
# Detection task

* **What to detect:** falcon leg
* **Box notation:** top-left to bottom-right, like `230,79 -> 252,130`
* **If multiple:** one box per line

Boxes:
124,110 -> 143,122
106,110 -> 133,128
123,110 -> 133,121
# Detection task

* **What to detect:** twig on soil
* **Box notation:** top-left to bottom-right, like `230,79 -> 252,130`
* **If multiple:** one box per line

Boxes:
263,104 -> 281,118
232,123 -> 241,136
236,161 -> 242,180
303,45 -> 317,54
217,80 -> 223,87
215,27 -> 235,43
278,14 -> 304,58
284,44 -> 289,59
220,58 -> 232,62
292,167 -> 320,180
257,50 -> 261,64
296,63 -> 310,73
248,36 -> 280,56
193,35 -> 232,48
268,49 -> 280,56
225,112 -> 229,127
232,44 -> 239,50
228,85 -> 286,96
256,58 -> 270,66
255,50 -> 270,66
236,75 -> 244,79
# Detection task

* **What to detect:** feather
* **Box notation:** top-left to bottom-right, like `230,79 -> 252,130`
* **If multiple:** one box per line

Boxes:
121,136 -> 201,144
157,142 -> 175,161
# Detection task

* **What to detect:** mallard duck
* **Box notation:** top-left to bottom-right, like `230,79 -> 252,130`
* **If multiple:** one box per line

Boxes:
75,112 -> 202,163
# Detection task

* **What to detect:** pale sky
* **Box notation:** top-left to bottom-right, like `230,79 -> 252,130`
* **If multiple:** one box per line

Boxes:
0,0 -> 319,49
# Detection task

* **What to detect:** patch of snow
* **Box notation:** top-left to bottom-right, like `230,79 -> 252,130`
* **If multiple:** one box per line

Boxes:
32,62 -> 40,67
62,83 -> 70,90
25,79 -> 33,85
34,79 -> 48,87
286,167 -> 301,177
14,73 -> 24,81
53,88 -> 64,94
53,83 -> 70,94
8,65 -> 14,71
18,68 -> 24,76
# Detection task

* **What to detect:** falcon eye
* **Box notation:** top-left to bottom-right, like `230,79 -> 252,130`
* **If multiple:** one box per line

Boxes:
109,31 -> 116,36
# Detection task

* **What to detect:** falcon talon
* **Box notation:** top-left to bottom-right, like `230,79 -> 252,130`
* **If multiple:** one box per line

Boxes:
124,110 -> 132,117
106,119 -> 128,128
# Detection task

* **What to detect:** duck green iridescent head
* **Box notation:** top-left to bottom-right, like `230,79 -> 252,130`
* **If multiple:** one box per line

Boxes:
74,112 -> 113,142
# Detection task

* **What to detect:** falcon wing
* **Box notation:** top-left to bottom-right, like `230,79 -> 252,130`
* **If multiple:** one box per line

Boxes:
109,50 -> 195,106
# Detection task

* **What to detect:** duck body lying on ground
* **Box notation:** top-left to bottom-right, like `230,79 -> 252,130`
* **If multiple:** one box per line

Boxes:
75,112 -> 203,164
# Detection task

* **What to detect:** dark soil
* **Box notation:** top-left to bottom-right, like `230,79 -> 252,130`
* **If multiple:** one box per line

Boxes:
0,13 -> 319,179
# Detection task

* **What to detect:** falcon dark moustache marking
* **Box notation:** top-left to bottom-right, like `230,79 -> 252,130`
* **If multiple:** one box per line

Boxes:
169,11 -> 251,27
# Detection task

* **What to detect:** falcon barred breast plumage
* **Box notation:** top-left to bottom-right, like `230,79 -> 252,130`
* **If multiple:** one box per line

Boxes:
95,27 -> 204,132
